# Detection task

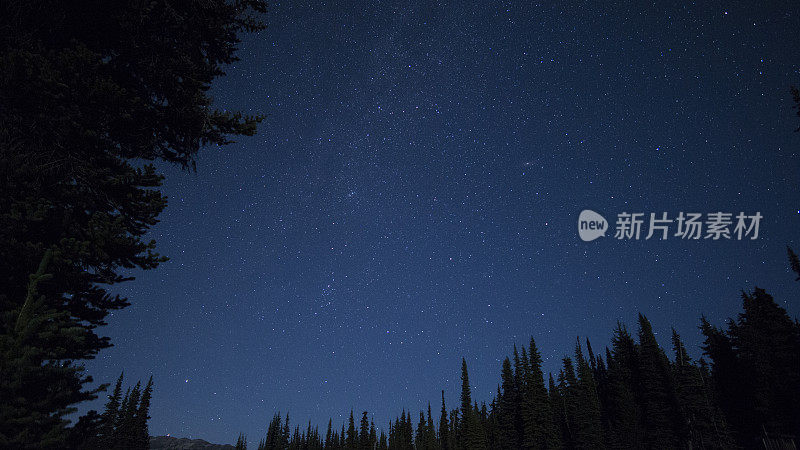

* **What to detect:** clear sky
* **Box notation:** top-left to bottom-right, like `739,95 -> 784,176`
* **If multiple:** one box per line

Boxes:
82,0 -> 800,445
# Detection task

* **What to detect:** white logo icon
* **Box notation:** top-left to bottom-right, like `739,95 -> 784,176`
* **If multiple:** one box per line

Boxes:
578,210 -> 608,241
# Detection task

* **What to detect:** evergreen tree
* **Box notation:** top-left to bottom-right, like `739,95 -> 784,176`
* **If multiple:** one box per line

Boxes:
378,431 -> 388,450
235,433 -> 247,450
573,339 -> 604,449
459,359 -> 486,449
265,414 -> 284,450
522,337 -> 560,449
788,246 -> 800,281
326,419 -> 334,449
603,323 -> 641,449
135,376 -> 153,449
115,381 -> 142,448
702,288 -> 800,445
671,329 -> 732,449
496,358 -> 518,448
439,391 -> 449,450
448,409 -> 459,450
359,411 -> 370,450
346,410 -> 357,449
636,315 -> 680,448
0,0 -> 266,445
425,403 -> 437,450
97,372 -> 124,447
557,359 -> 578,448
415,411 -> 427,449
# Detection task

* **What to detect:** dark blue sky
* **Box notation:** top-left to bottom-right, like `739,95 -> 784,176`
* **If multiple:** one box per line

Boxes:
83,0 -> 800,445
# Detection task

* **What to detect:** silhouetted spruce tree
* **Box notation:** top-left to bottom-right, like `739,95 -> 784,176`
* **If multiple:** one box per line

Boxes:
0,0 -> 267,446
518,346 -> 529,444
425,403 -> 437,450
736,288 -> 800,436
377,431 -> 388,450
346,410 -> 357,449
788,247 -> 800,280
439,391 -> 450,450
284,413 -> 292,448
96,372 -> 125,447
522,337 -> 560,449
398,410 -> 415,450
636,314 -> 681,448
573,339 -> 605,449
459,359 -> 487,449
235,433 -> 247,450
548,372 -> 568,448
325,419 -> 334,449
702,288 -> 800,445
264,413 -> 284,450
290,426 -> 301,450
556,359 -> 579,448
671,329 -> 732,449
602,323 -> 641,449
135,376 -> 153,449
486,394 -> 499,448
359,411 -> 370,450
415,411 -> 427,449
448,409 -> 459,450
497,358 -> 519,448
114,381 -> 142,448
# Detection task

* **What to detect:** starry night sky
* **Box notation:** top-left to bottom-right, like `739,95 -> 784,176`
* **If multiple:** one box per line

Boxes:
83,0 -> 800,445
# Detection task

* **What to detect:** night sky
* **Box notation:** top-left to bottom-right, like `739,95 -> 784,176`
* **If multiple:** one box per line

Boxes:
82,0 -> 800,445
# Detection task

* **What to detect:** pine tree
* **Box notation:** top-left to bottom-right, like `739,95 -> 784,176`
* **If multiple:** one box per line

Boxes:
448,409 -> 459,450
97,372 -> 124,447
636,315 -> 680,448
788,246 -> 800,280
603,323 -> 642,448
439,391 -> 449,450
378,431 -> 388,450
522,337 -> 560,449
548,373 -> 566,447
736,288 -> 800,436
135,376 -> 153,449
702,288 -> 800,445
671,329 -> 732,449
235,433 -> 247,450
359,411 -> 370,450
425,402 -> 437,450
415,411 -> 427,449
496,358 -> 518,448
573,339 -> 605,448
512,346 -> 525,444
346,410 -> 357,449
459,359 -> 486,449
0,1 -> 267,445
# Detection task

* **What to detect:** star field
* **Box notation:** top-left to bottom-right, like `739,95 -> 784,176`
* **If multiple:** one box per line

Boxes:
82,0 -> 800,445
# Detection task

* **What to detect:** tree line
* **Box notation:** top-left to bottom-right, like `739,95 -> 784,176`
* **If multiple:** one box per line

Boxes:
231,258 -> 799,449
